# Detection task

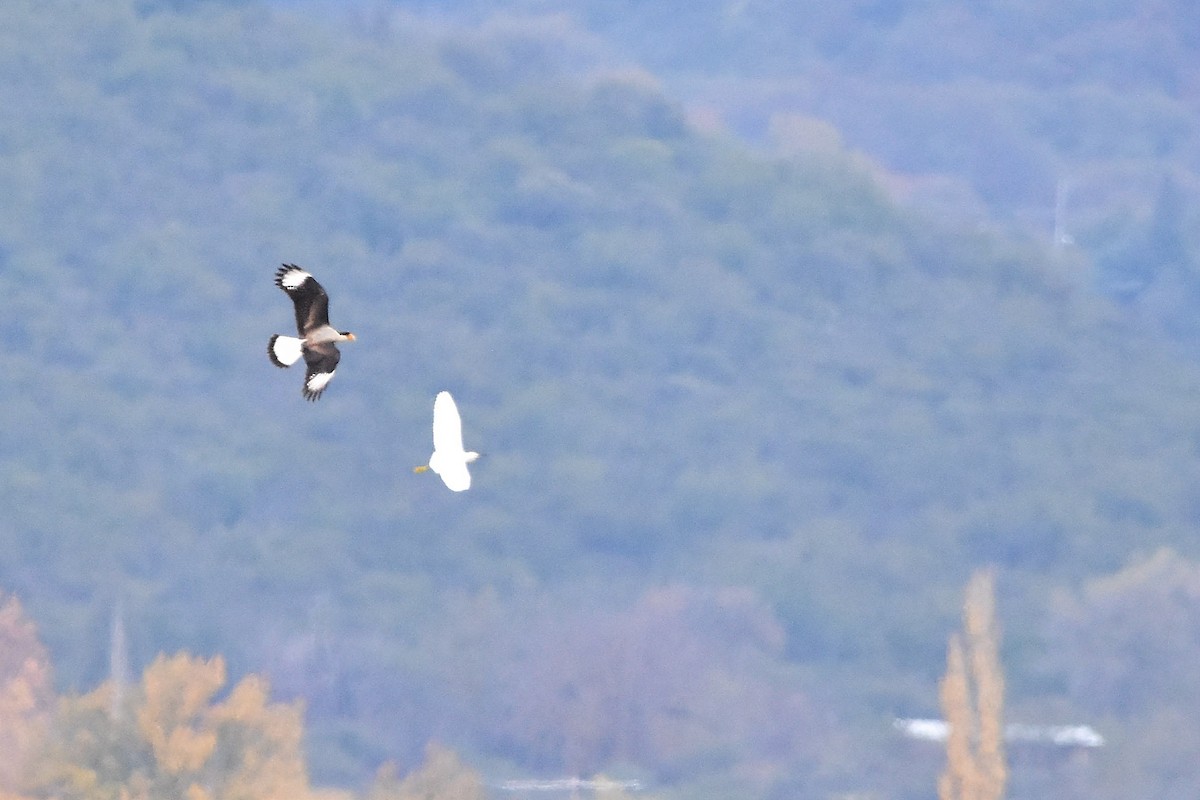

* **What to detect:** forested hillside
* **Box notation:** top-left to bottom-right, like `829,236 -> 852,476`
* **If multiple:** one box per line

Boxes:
371,0 -> 1200,313
3,1 -> 1200,798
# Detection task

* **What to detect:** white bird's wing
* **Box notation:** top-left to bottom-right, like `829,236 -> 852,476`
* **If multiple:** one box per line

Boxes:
438,462 -> 472,492
432,391 -> 465,453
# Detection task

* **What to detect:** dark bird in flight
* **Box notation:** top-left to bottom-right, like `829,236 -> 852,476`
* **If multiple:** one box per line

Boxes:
268,264 -> 356,401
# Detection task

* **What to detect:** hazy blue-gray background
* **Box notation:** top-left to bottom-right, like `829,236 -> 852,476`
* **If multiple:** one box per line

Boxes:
3,0 -> 1200,797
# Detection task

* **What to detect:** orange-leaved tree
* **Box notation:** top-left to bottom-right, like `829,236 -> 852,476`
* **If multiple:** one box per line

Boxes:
37,652 -> 317,800
367,743 -> 485,800
0,592 -> 54,800
938,568 -> 1006,800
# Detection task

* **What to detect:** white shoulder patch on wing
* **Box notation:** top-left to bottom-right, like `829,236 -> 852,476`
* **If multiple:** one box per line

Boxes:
306,370 -> 335,394
281,268 -> 312,290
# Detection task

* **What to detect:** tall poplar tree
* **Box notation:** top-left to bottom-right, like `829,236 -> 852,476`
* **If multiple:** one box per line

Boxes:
938,569 -> 1006,800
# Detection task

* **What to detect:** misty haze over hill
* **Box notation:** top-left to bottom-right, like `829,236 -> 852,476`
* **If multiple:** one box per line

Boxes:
2,1 -> 1200,797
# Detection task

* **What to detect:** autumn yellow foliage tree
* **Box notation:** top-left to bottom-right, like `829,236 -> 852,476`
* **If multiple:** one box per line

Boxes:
0,592 -> 54,800
0,580 -> 491,800
938,569 -> 1006,800
36,652 -> 316,800
367,744 -> 485,800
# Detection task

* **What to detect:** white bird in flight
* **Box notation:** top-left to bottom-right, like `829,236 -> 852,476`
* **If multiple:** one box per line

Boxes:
414,391 -> 480,491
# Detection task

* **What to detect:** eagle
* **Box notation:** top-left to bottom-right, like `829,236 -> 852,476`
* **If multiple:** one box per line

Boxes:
268,264 -> 356,401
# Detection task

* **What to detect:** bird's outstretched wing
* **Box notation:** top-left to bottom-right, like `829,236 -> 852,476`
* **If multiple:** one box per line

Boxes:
301,342 -> 341,401
436,461 -> 472,492
275,264 -> 331,336
432,391 -> 465,453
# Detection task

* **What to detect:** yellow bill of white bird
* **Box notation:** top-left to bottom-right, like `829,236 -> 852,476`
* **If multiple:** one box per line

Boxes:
414,391 -> 480,491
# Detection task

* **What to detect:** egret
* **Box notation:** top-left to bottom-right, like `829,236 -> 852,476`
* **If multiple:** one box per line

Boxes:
414,391 -> 480,491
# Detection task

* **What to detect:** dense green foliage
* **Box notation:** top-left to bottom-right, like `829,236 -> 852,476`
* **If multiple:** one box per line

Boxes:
384,0 -> 1200,300
3,1 -> 1200,798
